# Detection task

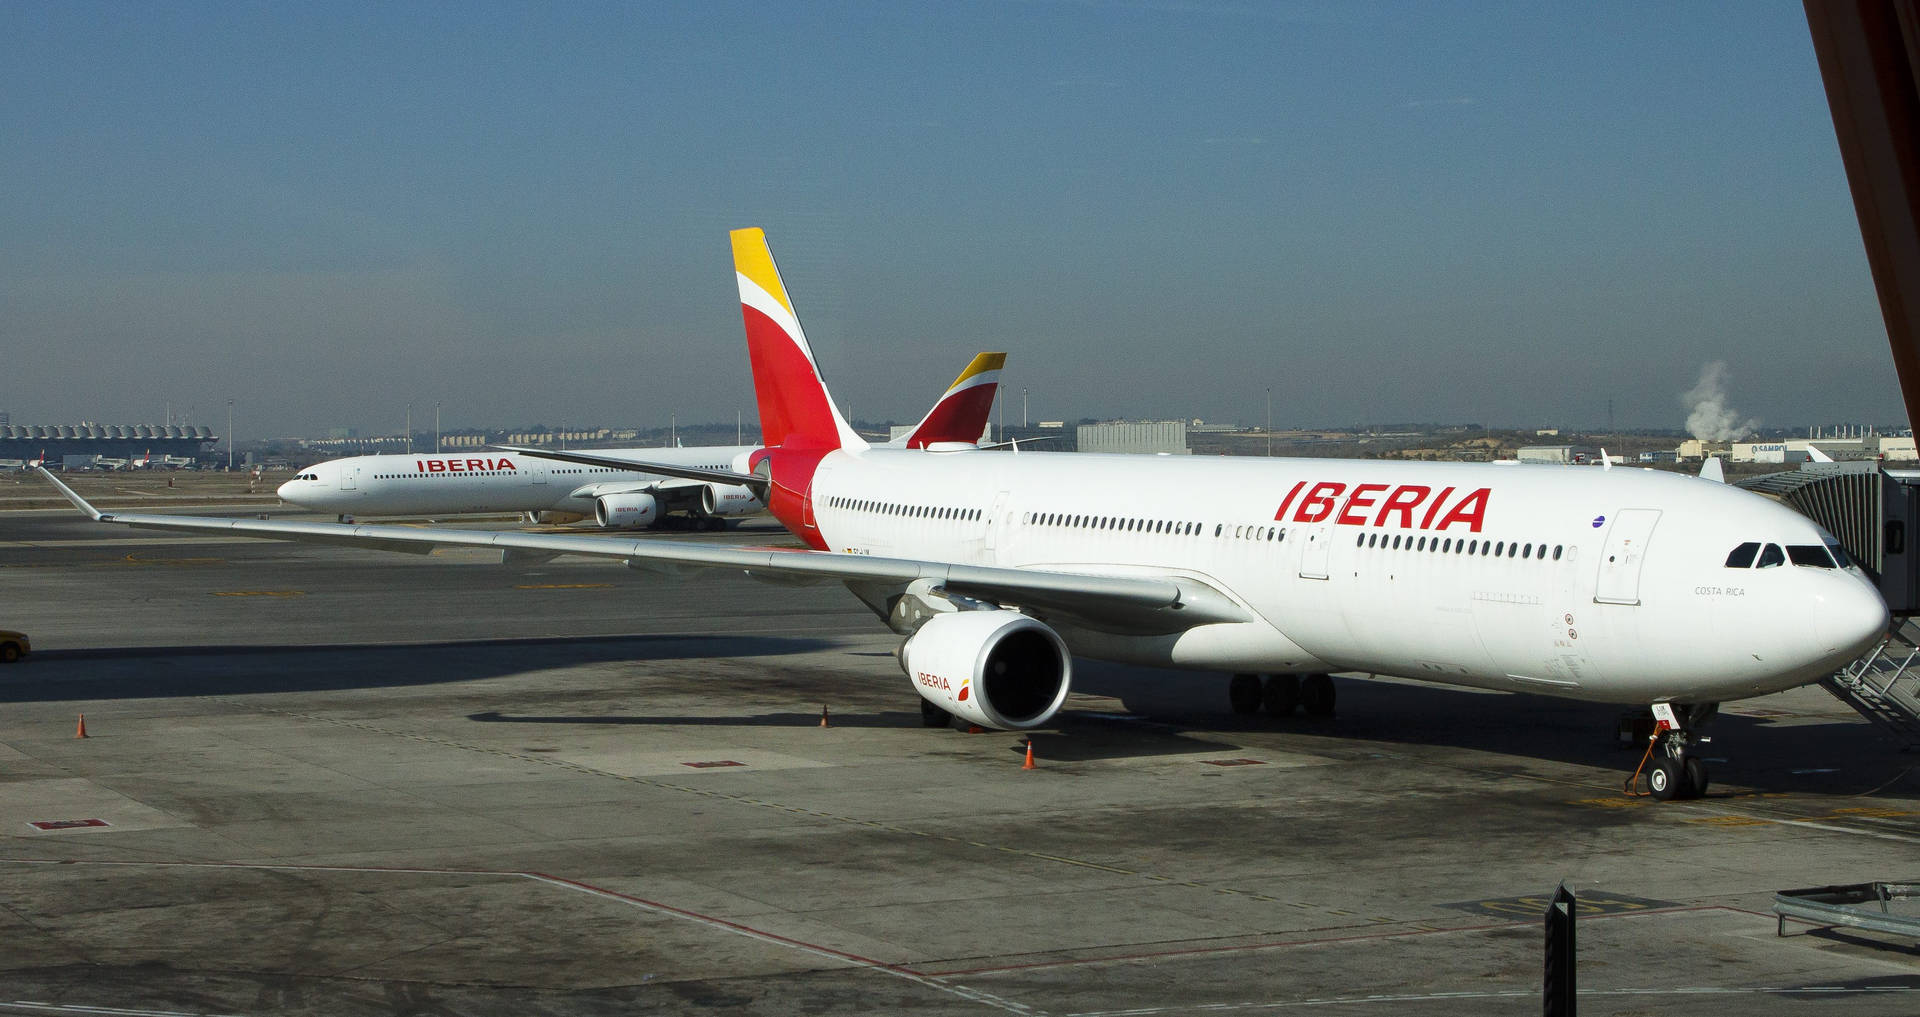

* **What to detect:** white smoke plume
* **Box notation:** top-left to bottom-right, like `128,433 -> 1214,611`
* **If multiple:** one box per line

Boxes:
1682,361 -> 1757,441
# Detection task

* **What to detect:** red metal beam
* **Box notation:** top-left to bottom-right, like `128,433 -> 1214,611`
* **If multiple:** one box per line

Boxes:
1805,0 -> 1920,430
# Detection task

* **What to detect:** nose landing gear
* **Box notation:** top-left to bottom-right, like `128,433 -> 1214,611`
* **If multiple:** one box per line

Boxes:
1632,702 -> 1717,801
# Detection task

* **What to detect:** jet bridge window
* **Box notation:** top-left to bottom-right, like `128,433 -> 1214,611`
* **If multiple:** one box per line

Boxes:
1724,542 -> 1759,568
1787,544 -> 1837,569
1756,543 -> 1785,569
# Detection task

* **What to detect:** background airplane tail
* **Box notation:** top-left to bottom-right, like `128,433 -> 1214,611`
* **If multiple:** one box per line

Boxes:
731,228 -> 867,452
896,352 -> 1005,448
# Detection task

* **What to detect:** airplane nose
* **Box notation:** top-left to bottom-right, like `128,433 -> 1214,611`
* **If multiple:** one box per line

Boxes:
275,479 -> 295,500
1818,579 -> 1890,661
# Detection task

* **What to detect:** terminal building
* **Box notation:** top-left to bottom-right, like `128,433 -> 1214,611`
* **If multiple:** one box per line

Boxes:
0,423 -> 218,467
988,420 -> 1193,455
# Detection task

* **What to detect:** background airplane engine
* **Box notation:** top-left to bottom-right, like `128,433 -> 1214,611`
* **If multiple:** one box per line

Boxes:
899,611 -> 1071,730
534,510 -> 587,525
593,493 -> 659,529
700,483 -> 762,518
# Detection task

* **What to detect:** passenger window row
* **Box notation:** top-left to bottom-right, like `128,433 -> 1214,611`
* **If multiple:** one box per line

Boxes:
1026,512 -> 1213,537
1724,541 -> 1846,569
1356,530 -> 1564,561
830,496 -> 981,522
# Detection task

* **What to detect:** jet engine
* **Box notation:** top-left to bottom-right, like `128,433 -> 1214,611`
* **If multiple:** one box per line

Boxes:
594,493 -> 659,529
899,611 -> 1071,730
699,483 -> 762,518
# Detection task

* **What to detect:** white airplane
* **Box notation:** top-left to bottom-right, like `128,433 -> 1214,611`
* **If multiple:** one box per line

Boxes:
41,229 -> 1890,802
275,352 -> 1007,529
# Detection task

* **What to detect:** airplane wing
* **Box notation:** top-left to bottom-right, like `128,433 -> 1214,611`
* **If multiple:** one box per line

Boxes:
497,445 -> 765,495
38,469 -> 1246,634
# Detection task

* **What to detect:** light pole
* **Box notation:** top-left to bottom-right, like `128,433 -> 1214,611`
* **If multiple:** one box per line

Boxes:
226,399 -> 234,471
405,403 -> 412,455
1266,387 -> 1272,457
1022,388 -> 1028,428
434,402 -> 441,453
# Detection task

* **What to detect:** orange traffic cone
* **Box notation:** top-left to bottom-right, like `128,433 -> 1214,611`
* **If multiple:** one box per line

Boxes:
1022,740 -> 1036,770
820,706 -> 830,728
75,714 -> 88,739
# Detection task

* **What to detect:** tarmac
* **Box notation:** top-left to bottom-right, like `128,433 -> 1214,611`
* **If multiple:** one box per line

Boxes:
4,495 -> 1920,1015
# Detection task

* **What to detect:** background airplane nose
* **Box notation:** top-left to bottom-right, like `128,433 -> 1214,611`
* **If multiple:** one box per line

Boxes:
1819,581 -> 1890,660
275,479 -> 296,500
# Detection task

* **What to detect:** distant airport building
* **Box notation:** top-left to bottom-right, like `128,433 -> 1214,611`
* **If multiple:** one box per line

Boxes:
1517,445 -> 1602,465
1078,420 -> 1190,455
1726,437 -> 1916,463
0,423 -> 217,467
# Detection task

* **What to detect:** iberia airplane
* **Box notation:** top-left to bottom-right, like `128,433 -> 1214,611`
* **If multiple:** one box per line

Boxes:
275,352 -> 1007,529
40,230 -> 1890,802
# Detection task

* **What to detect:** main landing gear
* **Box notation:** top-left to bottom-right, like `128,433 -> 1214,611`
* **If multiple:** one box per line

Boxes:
1638,702 -> 1717,801
1230,673 -> 1335,719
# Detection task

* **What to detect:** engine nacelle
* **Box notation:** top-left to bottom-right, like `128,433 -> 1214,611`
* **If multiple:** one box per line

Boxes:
900,611 -> 1071,730
700,483 -> 762,518
594,493 -> 659,529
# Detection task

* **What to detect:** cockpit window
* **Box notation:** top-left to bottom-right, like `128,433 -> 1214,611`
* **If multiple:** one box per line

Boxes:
1787,544 -> 1836,569
1756,543 -> 1785,569
1825,538 -> 1851,569
1725,542 -> 1759,568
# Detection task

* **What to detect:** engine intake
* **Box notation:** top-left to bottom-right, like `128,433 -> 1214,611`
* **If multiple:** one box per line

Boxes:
594,493 -> 659,529
900,611 -> 1071,730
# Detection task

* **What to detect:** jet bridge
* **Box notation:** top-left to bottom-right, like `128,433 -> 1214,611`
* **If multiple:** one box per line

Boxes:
1740,463 -> 1920,747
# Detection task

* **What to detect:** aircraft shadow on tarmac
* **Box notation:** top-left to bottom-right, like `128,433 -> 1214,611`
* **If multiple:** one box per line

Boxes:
1071,660 -> 1920,799
465,705 -> 1232,760
0,634 -> 833,702
6,637 -> 1916,791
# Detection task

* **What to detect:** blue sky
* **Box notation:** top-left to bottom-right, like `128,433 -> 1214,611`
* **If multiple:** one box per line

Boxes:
0,1 -> 1898,436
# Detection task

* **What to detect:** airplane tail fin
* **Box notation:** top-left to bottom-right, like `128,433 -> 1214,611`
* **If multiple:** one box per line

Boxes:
893,352 -> 1006,448
732,228 -> 867,452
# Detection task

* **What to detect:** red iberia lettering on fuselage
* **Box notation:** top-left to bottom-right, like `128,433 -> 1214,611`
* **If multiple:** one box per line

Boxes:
916,671 -> 951,692
1274,482 -> 1491,532
414,458 -> 518,474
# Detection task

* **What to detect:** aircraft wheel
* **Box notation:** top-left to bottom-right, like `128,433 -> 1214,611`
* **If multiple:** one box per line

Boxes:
1684,756 -> 1710,798
1228,674 -> 1262,715
705,517 -> 726,531
1262,674 -> 1299,717
920,699 -> 952,728
1648,756 -> 1684,801
1301,674 -> 1336,717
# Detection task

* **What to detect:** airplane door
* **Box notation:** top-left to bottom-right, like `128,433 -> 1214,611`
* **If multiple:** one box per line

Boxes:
340,464 -> 357,491
1298,525 -> 1331,580
1594,509 -> 1660,606
530,459 -> 547,485
985,491 -> 1009,553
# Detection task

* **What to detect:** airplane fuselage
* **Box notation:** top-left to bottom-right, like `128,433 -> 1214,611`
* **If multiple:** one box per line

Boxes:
280,448 -> 761,518
789,448 -> 1886,705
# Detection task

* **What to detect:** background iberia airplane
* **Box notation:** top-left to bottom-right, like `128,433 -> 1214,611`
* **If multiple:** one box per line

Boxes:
276,353 -> 1006,529
41,230 -> 1890,803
